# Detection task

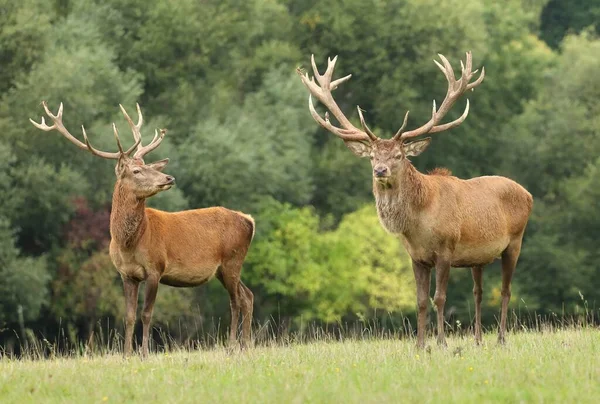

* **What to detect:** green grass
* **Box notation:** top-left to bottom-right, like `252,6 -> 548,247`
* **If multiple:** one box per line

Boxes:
0,328 -> 598,403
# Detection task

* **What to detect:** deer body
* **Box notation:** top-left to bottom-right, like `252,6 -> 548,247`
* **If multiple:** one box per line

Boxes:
298,52 -> 532,347
109,201 -> 254,287
31,102 -> 255,357
374,163 -> 532,268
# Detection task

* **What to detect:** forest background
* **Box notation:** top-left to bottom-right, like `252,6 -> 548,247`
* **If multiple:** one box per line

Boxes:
0,0 -> 598,349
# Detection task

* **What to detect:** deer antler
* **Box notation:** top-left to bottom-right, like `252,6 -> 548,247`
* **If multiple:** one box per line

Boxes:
29,102 -> 153,160
119,104 -> 166,161
393,52 -> 485,141
297,55 -> 378,142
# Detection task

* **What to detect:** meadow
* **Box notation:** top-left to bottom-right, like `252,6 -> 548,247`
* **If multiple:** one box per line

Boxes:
0,328 -> 597,403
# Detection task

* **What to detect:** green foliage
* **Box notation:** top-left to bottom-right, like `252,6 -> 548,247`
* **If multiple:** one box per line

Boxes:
541,0 -> 600,48
0,218 -> 49,325
8,161 -> 88,252
177,69 -> 314,211
246,202 -> 414,322
0,0 -> 52,93
503,33 -> 600,311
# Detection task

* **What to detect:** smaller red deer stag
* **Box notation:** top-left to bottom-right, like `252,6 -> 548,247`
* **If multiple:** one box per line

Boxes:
298,53 -> 532,347
30,102 -> 255,356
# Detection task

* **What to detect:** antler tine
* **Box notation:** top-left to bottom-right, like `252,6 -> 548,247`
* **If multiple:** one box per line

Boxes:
80,125 -> 105,158
80,124 -> 140,158
399,101 -> 437,140
437,54 -> 456,88
310,54 -> 322,83
356,106 -> 378,141
119,103 -> 143,149
119,102 -> 165,160
112,123 -> 125,154
392,111 -> 410,140
133,128 -> 166,160
467,66 -> 485,90
298,55 -> 377,143
398,52 -> 484,142
429,99 -> 469,133
331,73 -> 352,91
307,95 -> 369,142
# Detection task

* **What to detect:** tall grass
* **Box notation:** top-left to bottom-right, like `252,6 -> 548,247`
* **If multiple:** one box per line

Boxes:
3,304 -> 597,360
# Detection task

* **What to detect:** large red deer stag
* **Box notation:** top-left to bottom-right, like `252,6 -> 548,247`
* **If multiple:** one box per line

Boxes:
297,53 -> 532,347
30,102 -> 255,356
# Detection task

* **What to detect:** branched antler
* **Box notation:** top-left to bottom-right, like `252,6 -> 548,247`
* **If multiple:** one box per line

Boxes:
297,52 -> 485,144
393,52 -> 485,141
119,104 -> 166,160
29,102 -> 168,161
297,55 -> 376,142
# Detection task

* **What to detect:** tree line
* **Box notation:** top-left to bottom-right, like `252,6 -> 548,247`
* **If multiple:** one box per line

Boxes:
0,0 -> 598,348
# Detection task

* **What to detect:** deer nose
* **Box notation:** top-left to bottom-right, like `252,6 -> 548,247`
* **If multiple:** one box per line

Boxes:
166,175 -> 175,184
374,166 -> 388,177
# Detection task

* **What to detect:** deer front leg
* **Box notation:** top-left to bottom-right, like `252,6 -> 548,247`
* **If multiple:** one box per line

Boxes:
122,277 -> 140,357
433,258 -> 451,347
411,260 -> 431,349
141,275 -> 159,358
471,266 -> 484,344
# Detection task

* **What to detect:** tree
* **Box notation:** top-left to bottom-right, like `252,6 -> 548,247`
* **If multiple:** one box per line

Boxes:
177,69 -> 315,212
502,32 -> 600,312
246,200 -> 415,323
0,218 -> 49,326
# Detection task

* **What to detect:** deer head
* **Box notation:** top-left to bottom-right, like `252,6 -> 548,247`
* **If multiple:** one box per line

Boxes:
30,102 -> 175,198
297,53 -> 485,184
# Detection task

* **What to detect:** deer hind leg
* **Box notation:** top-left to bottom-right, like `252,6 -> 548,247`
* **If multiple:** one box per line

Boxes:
141,275 -> 159,358
122,277 -> 140,357
498,237 -> 522,344
238,281 -> 254,348
216,266 -> 241,348
471,266 -> 484,345
433,257 -> 451,347
411,260 -> 431,349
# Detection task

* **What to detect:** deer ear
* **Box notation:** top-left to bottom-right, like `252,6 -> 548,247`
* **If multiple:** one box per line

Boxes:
403,137 -> 431,157
147,158 -> 169,172
344,140 -> 372,158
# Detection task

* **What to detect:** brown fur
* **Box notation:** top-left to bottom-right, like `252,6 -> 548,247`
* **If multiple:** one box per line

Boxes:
428,167 -> 452,176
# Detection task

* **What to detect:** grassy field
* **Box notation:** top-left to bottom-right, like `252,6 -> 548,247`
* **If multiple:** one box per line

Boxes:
0,328 -> 598,403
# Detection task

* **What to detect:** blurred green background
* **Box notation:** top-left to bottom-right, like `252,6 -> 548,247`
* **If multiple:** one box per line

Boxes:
0,0 -> 598,350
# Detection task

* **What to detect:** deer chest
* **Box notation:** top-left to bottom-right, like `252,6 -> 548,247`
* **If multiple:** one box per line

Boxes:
375,195 -> 410,235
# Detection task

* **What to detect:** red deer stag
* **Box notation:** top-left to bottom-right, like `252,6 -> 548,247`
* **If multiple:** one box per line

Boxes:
297,53 -> 532,347
30,102 -> 255,356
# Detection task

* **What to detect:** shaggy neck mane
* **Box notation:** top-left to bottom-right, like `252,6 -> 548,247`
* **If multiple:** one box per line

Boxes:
110,180 -> 147,249
373,160 -> 433,235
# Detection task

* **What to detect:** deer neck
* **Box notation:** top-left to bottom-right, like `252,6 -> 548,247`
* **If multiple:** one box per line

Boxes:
373,160 -> 431,236
110,181 -> 148,250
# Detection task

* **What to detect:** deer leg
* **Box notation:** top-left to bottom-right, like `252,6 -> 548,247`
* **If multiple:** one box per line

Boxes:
216,269 -> 241,347
238,281 -> 254,348
411,260 -> 431,349
122,277 -> 139,357
499,238 -> 522,344
141,275 -> 159,358
433,258 -> 451,347
471,266 -> 484,345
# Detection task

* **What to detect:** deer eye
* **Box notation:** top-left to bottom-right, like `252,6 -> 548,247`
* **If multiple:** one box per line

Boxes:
394,153 -> 403,159
132,169 -> 141,175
